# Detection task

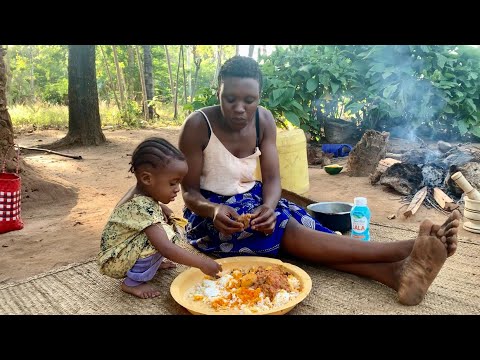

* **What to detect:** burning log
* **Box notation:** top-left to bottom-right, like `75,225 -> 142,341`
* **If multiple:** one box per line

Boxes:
401,148 -> 440,165
404,186 -> 428,218
421,163 -> 447,188
432,187 -> 459,211
379,163 -> 423,195
347,130 -> 389,177
370,158 -> 402,185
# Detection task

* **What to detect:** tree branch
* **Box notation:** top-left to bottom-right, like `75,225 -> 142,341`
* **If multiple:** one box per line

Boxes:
17,146 -> 83,160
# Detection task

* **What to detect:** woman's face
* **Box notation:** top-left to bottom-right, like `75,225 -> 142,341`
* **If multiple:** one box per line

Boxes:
218,77 -> 260,130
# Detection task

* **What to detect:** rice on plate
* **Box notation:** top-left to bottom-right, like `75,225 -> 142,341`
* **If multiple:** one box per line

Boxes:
170,257 -> 312,315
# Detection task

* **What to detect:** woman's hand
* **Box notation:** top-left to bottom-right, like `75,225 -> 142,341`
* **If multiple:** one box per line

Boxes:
200,258 -> 223,277
160,203 -> 174,219
212,204 -> 244,235
250,204 -> 276,235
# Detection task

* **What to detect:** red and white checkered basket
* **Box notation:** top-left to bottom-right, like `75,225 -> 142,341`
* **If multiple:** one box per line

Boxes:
0,145 -> 23,234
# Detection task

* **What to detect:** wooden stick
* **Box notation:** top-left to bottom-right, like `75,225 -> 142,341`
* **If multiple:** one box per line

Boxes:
433,187 -> 457,210
16,146 -> 83,160
403,187 -> 427,218
385,153 -> 403,160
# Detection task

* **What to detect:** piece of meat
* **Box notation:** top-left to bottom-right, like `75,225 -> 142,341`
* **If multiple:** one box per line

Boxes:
237,213 -> 253,228
253,265 -> 291,300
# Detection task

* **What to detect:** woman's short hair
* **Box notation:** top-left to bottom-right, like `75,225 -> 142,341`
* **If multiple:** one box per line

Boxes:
218,55 -> 263,91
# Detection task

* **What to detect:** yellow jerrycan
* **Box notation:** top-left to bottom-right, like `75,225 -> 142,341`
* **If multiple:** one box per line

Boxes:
254,128 -> 309,195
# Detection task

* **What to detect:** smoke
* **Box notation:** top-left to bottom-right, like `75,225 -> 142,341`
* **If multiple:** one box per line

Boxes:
367,46 -> 448,141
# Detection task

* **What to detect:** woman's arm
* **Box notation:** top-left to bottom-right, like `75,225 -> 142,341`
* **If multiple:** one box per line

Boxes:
250,108 -> 281,233
179,112 -> 244,234
178,112 -> 217,219
258,108 -> 282,208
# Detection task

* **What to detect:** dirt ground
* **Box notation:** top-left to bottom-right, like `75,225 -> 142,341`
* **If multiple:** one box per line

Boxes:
1,128 -> 478,284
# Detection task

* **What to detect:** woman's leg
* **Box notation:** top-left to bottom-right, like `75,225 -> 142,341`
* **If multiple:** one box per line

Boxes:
280,210 -> 461,305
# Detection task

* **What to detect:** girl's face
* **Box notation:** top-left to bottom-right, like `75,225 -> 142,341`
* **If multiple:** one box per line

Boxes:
142,159 -> 188,204
218,77 -> 260,130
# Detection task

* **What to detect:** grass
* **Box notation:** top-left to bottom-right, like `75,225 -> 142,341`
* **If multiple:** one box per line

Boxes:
9,101 -> 188,131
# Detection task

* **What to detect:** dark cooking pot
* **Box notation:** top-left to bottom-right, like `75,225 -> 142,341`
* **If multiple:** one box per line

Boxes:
306,202 -> 354,233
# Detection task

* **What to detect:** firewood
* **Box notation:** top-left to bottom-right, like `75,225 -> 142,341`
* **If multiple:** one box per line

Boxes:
445,202 -> 459,211
385,152 -> 403,160
370,158 -> 402,184
433,187 -> 458,211
348,130 -> 389,177
403,187 -> 427,218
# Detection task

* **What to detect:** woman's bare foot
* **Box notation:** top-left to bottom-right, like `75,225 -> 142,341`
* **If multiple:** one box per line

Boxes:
430,210 -> 461,257
159,259 -> 177,269
397,217 -> 457,306
121,282 -> 161,299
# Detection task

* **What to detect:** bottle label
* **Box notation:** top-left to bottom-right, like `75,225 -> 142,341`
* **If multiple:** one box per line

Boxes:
351,214 -> 370,241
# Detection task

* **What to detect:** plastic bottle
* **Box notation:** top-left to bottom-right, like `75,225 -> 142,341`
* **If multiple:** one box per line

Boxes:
350,197 -> 371,241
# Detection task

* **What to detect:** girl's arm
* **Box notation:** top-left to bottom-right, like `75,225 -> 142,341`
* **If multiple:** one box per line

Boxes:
144,223 -> 222,277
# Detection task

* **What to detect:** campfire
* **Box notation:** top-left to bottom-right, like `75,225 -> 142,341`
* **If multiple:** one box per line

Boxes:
348,130 -> 480,217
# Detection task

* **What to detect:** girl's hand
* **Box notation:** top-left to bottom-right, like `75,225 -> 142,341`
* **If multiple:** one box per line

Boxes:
200,258 -> 223,277
250,204 -> 276,235
212,204 -> 244,235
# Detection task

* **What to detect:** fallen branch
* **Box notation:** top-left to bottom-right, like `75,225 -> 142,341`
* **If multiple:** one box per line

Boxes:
16,146 -> 83,160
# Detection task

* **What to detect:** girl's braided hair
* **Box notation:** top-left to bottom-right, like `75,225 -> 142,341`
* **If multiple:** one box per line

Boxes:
129,137 -> 185,173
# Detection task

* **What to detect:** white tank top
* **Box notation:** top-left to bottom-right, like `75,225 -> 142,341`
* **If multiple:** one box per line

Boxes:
197,110 -> 261,196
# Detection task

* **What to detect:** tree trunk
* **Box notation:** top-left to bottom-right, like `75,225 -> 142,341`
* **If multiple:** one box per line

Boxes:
248,45 -> 255,57
126,45 -> 136,100
181,45 -> 187,105
191,45 -> 201,100
99,45 -> 121,113
29,45 -> 35,103
173,47 -> 181,119
212,45 -> 223,87
347,130 -> 389,177
47,46 -> 105,148
0,46 -> 17,171
1,46 -> 75,203
112,45 -> 126,112
164,45 -> 175,103
142,45 -> 154,119
135,45 -> 148,123
235,45 -> 240,56
187,45 -> 192,102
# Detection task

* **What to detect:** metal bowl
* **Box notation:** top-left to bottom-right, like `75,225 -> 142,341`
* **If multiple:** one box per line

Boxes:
306,202 -> 353,233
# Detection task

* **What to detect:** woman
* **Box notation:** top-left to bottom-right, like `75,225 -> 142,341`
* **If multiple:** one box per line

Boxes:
179,55 -> 460,306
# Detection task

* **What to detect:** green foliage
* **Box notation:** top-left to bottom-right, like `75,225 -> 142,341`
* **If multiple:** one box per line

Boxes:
9,102 -> 68,129
9,102 -> 142,129
260,45 -> 360,136
7,45 -> 68,105
261,45 -> 480,140
7,45 -> 480,140
183,86 -> 218,112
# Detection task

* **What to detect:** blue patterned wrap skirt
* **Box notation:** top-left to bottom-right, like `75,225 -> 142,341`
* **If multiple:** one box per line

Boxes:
183,182 -> 334,257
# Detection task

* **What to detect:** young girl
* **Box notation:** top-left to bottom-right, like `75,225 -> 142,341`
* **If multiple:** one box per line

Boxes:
98,137 -> 222,299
